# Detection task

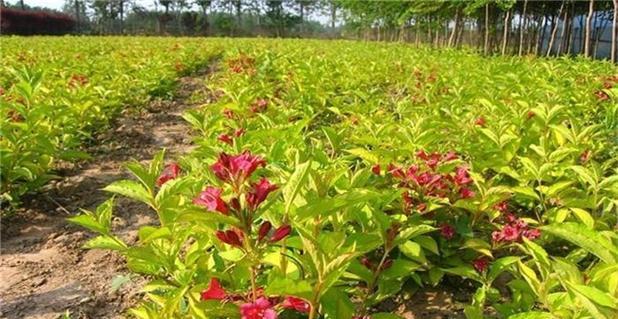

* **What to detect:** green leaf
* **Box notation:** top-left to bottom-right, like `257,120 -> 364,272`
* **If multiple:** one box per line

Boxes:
442,265 -> 482,283
345,148 -> 379,164
283,160 -> 311,215
541,223 -> 618,264
570,208 -> 594,228
103,180 -> 153,207
567,283 -> 618,309
265,277 -> 313,300
320,287 -> 354,319
487,256 -> 520,282
83,235 -> 127,251
67,214 -> 107,234
507,312 -> 554,319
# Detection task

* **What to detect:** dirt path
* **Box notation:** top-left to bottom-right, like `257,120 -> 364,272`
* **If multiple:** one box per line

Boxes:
0,68 -> 214,319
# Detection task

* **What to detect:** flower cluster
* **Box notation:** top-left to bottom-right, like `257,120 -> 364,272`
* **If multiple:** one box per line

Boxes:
472,257 -> 489,273
68,74 -> 89,88
193,152 -> 288,249
492,213 -> 541,243
250,98 -> 269,113
381,150 -> 475,214
201,278 -> 310,319
228,54 -> 256,74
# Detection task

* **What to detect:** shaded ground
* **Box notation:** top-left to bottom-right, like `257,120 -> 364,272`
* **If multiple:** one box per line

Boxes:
0,70 -> 213,319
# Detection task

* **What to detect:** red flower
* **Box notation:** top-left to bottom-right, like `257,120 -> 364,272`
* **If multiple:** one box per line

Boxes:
240,297 -> 277,319
491,231 -> 503,242
211,151 -> 266,184
523,228 -> 541,240
234,128 -> 246,137
501,225 -> 520,242
475,117 -> 486,126
258,221 -> 272,241
416,150 -> 429,160
223,108 -> 235,119
247,178 -> 278,211
472,257 -> 489,273
360,256 -> 373,270
425,153 -> 442,169
493,201 -> 508,212
251,99 -> 269,113
216,229 -> 243,248
282,296 -> 310,313
387,164 -> 404,179
156,163 -> 181,187
201,278 -> 227,300
454,167 -> 472,185
459,188 -> 475,199
580,150 -> 591,164
526,111 -> 535,119
270,225 -> 291,242
194,187 -> 229,215
371,164 -> 381,175
440,224 -> 455,240
218,133 -> 234,145
380,259 -> 393,270
443,151 -> 458,161
595,90 -> 609,101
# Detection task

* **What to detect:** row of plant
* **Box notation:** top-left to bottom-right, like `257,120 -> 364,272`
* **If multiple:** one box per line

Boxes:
0,37 -> 222,206
68,39 -> 618,318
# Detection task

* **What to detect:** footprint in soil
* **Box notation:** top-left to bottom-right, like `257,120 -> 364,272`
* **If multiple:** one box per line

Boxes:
0,70 -> 215,319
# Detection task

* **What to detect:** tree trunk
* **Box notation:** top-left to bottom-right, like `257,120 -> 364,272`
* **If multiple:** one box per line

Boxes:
502,9 -> 511,55
119,0 -> 124,35
448,7 -> 460,47
300,3 -> 304,34
593,13 -> 608,58
484,4 -> 490,54
19,0 -> 24,9
546,1 -> 565,57
536,15 -> 548,55
609,0 -> 618,63
330,3 -> 336,30
518,0 -> 528,56
557,5 -> 569,55
74,0 -> 80,33
584,0 -> 594,57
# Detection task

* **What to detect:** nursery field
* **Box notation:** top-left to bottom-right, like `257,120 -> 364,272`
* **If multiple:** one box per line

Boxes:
1,37 -> 618,319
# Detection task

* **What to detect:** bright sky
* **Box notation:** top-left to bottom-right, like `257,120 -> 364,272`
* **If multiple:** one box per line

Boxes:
21,0 -> 159,11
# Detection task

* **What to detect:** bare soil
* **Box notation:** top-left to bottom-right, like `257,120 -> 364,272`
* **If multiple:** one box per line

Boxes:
0,66 -> 467,319
0,71 -> 212,319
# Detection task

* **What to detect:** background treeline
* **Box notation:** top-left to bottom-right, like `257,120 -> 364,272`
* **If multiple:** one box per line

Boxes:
1,0 -> 616,61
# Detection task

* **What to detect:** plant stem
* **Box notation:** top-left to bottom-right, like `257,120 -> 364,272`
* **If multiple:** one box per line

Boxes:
358,248 -> 389,316
250,266 -> 258,302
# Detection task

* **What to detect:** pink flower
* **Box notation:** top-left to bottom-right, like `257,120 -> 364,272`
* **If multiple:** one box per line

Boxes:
360,256 -> 373,270
416,150 -> 429,160
459,188 -> 475,199
250,99 -> 269,113
475,117 -> 486,126
387,164 -> 404,179
501,225 -> 520,242
494,201 -> 508,212
211,151 -> 266,184
201,278 -> 227,300
491,231 -> 503,242
194,187 -> 229,215
473,257 -> 489,273
216,229 -> 243,248
523,228 -> 541,240
218,133 -> 234,145
371,164 -> 381,175
247,178 -> 278,211
454,167 -> 472,185
443,151 -> 458,161
156,163 -> 181,187
425,153 -> 441,169
270,225 -> 291,242
240,297 -> 277,319
281,296 -> 310,313
258,221 -> 272,241
440,224 -> 455,240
